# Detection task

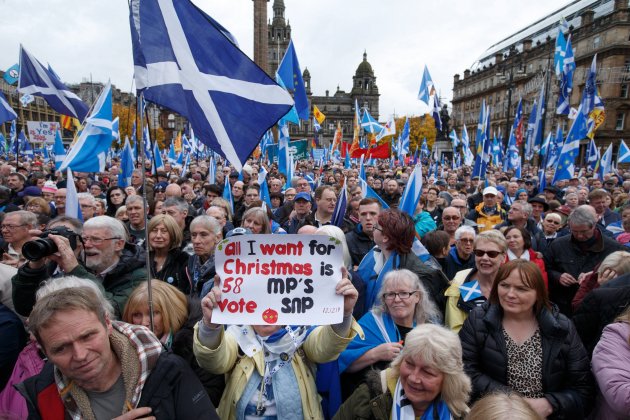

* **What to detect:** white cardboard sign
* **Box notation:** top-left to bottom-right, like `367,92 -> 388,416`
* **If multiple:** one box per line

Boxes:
213,234 -> 344,325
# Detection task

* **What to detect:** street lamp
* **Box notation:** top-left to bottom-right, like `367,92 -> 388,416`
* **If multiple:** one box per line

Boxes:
496,45 -> 524,147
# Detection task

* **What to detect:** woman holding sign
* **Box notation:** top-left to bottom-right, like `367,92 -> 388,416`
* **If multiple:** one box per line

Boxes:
193,269 -> 363,420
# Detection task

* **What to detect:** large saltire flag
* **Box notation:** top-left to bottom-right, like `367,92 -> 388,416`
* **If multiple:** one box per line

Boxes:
417,65 -> 435,106
361,108 -> 383,134
18,46 -> 89,121
313,105 -> 326,124
60,81 -> 113,172
618,139 -> 630,164
552,105 -> 588,184
129,0 -> 293,172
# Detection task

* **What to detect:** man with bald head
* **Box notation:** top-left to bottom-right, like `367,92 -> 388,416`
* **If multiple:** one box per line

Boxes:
165,183 -> 182,198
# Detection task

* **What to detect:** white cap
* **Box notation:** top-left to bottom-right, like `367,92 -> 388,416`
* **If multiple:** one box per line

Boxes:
482,186 -> 499,196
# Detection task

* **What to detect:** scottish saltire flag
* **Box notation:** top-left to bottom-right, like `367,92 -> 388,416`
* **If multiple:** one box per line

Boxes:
112,117 -> 120,145
421,138 -> 429,158
3,64 -> 19,85
22,132 -> 33,157
344,149 -> 351,169
597,143 -> 613,180
181,152 -> 190,177
129,0 -> 293,172
9,120 -> 16,145
400,118 -> 410,155
459,281 -> 482,301
360,108 -> 383,133
481,105 -> 492,177
506,127 -> 521,174
532,83 -> 545,156
20,94 -> 34,107
552,106 -> 588,183
554,29 -> 567,77
167,143 -> 176,163
313,117 -> 321,133
60,81 -> 113,172
278,120 -> 291,188
539,132 -> 552,159
399,164 -> 423,216
461,125 -> 474,166
0,92 -> 17,125
64,168 -> 82,221
557,36 -> 575,115
153,141 -> 164,171
586,139 -> 599,171
143,125 -> 152,160
376,116 -> 397,141
417,65 -> 435,106
18,46 -> 88,121
257,166 -> 273,208
277,39 -> 309,121
472,100 -> 487,177
118,138 -> 135,188
492,137 -> 503,167
547,126 -> 564,169
331,183 -> 348,228
582,55 -> 605,139
432,93 -> 442,132
0,134 -> 6,155
358,177 -> 389,209
449,129 -> 459,149
618,139 -> 630,163
207,156 -> 216,184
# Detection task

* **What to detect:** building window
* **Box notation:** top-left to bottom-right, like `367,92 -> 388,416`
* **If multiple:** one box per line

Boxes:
593,35 -> 601,49
616,112 -> 625,131
622,84 -> 629,98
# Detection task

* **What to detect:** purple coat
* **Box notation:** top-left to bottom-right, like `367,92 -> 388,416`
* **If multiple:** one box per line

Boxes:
591,321 -> 630,419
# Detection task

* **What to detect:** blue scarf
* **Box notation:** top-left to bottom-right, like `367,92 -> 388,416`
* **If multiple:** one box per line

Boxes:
357,247 -> 397,310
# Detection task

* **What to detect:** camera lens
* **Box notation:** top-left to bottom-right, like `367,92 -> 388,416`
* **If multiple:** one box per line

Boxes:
22,238 -> 58,261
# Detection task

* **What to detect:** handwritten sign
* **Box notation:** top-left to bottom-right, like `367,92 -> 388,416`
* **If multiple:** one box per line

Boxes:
26,121 -> 60,144
213,235 -> 344,325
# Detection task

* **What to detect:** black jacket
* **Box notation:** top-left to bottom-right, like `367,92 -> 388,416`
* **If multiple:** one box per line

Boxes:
459,303 -> 594,419
17,351 -> 218,420
543,230 -> 626,315
573,273 -> 630,356
345,225 -> 374,267
150,248 -> 190,294
171,297 -> 225,407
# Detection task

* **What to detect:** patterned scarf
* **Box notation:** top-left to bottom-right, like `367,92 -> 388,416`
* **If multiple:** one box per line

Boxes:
391,376 -> 453,420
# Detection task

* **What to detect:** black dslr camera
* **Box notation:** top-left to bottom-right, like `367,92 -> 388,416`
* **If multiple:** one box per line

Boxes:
22,226 -> 80,261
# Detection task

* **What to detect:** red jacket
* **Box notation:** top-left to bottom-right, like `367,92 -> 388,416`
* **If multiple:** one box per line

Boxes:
505,248 -> 548,288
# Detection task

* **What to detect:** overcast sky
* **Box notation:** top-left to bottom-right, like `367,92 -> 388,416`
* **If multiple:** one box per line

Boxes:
0,0 -> 568,120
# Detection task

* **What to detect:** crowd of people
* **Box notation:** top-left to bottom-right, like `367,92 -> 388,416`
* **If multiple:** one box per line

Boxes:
0,155 -> 629,419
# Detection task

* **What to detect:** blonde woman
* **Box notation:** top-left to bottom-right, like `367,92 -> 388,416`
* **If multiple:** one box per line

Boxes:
147,214 -> 190,293
466,392 -> 542,420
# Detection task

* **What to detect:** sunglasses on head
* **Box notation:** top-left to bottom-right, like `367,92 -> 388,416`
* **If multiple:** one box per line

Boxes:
473,249 -> 502,258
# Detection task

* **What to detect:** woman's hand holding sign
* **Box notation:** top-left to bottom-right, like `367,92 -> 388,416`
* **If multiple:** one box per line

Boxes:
201,275 -> 222,329
336,267 -> 358,317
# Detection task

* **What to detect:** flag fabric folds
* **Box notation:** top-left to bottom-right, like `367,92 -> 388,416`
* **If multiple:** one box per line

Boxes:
60,81 -> 114,172
118,138 -> 135,188
0,92 -> 17,125
65,168 -> 82,221
552,106 -> 588,184
618,139 -> 630,164
581,55 -> 605,139
417,65 -> 435,106
360,108 -> 383,134
554,29 -> 567,77
129,0 -> 293,172
556,36 -> 575,115
331,183 -> 348,228
597,143 -> 613,180
313,105 -> 326,124
586,139 -> 599,171
53,129 -> 66,170
276,39 -> 309,121
18,46 -> 89,121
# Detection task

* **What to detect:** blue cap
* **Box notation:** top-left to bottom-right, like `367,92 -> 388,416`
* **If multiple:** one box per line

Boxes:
294,192 -> 312,202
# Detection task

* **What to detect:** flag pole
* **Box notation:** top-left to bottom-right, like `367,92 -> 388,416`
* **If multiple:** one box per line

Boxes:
138,92 -> 155,332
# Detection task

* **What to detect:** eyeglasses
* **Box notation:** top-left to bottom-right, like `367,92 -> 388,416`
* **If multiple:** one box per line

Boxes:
81,236 -> 121,245
0,224 -> 25,230
545,219 -> 561,225
383,291 -> 418,301
443,216 -> 460,221
458,238 -> 474,244
473,249 -> 502,258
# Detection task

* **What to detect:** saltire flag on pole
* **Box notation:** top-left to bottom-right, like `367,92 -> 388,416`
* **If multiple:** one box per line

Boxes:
472,99 -> 487,178
586,139 -> 599,171
129,0 -> 293,172
153,141 -> 164,171
618,139 -> 630,164
421,138 -> 429,158
112,117 -> 121,146
53,129 -> 67,170
0,92 -> 17,125
167,143 -> 177,163
360,108 -> 383,134
278,120 -> 291,189
399,118 -> 409,155
432,93 -> 442,132
22,132 -> 33,157
524,99 -> 538,161
64,168 -> 83,221
276,39 -> 309,121
376,116 -> 397,141
18,46 -> 89,121
556,36 -> 575,115
60,81 -> 113,172
417,65 -> 435,106
257,166 -> 273,208
552,105 -> 588,184
118,137 -> 135,188
546,126 -> 564,169
597,143 -> 613,180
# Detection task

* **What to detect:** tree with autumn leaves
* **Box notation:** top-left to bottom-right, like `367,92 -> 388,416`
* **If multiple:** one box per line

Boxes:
393,114 -> 437,153
112,103 -> 166,150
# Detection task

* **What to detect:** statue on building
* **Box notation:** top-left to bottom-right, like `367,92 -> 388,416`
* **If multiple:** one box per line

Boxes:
440,104 -> 451,139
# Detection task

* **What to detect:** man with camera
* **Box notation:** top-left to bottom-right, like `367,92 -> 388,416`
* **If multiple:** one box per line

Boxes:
11,216 -> 146,318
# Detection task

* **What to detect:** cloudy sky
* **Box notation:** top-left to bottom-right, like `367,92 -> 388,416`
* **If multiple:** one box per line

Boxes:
0,0 -> 567,120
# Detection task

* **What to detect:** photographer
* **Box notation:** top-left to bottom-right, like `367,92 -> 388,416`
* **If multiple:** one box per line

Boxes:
11,216 -> 146,318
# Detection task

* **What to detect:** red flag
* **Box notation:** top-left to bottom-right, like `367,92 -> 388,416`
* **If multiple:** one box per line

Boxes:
350,141 -> 390,159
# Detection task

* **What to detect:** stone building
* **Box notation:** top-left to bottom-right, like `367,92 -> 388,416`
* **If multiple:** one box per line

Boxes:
451,0 -> 630,162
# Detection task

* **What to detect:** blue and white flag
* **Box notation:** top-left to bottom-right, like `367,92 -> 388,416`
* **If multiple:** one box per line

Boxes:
276,39 -> 309,121
277,120 -> 291,189
331,182 -> 348,228
546,126 -> 564,169
461,125 -> 474,166
222,173 -> 233,210
432,93 -> 442,132
358,177 -> 389,209
524,100 -> 538,161
586,139 -> 599,171
596,143 -> 612,180
360,108 -> 383,134
552,105 -> 588,184
313,117 -> 321,133
18,46 -> 88,121
22,132 -> 33,157
207,155 -> 216,184
420,138 -> 430,159
400,118 -> 410,155
0,92 -> 17,125
167,143 -> 177,163
153,141 -> 164,171
417,65 -> 435,106
60,81 -> 113,172
129,0 -> 293,172
65,168 -> 82,221
112,117 -> 120,145
472,100 -> 487,178
398,164 -> 423,217
118,137 -> 135,188
20,94 -> 34,107
556,36 -> 575,115
3,64 -> 20,85
554,29 -> 567,77
257,166 -> 273,208
618,139 -> 630,164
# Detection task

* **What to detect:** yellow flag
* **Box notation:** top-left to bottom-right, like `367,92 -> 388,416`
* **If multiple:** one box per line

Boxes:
313,105 -> 326,124
174,131 -> 182,152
